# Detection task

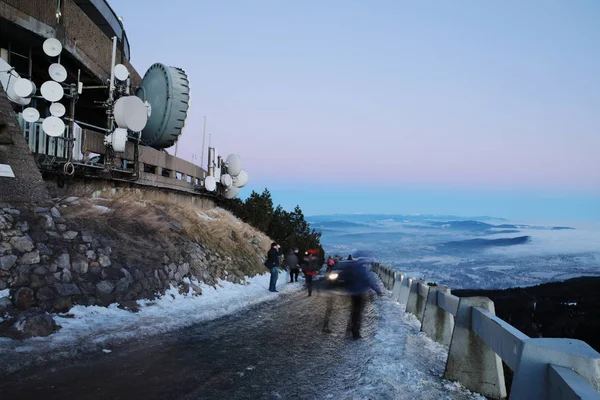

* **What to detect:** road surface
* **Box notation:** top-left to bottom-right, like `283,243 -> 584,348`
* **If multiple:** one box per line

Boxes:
0,284 -> 379,400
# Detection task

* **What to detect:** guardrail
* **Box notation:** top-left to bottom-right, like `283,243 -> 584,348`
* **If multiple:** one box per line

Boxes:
371,263 -> 600,400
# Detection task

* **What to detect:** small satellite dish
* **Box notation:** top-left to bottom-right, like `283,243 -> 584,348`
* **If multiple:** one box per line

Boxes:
221,174 -> 233,188
226,154 -> 242,176
22,107 -> 40,123
114,96 -> 148,132
42,116 -> 65,137
232,170 -> 248,188
104,128 -> 128,152
40,81 -> 64,102
224,186 -> 239,199
49,102 -> 66,117
204,176 -> 217,192
114,64 -> 129,81
48,63 -> 67,82
43,38 -> 62,57
13,78 -> 36,98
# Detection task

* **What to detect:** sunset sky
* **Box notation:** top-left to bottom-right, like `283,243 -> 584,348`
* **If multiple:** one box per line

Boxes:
114,0 -> 600,220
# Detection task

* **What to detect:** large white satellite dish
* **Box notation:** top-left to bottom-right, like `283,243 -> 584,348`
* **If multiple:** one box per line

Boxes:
40,81 -> 64,102
22,107 -> 40,123
114,96 -> 148,132
204,176 -> 216,192
42,116 -> 65,137
48,63 -> 67,82
43,38 -> 62,57
0,59 -> 30,106
114,64 -> 129,81
49,102 -> 66,117
104,128 -> 128,152
13,78 -> 36,98
224,186 -> 239,199
220,174 -> 233,188
232,170 -> 248,188
226,154 -> 242,176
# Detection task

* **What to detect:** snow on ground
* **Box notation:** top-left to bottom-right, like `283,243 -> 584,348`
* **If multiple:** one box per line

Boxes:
339,292 -> 485,400
0,272 -> 299,375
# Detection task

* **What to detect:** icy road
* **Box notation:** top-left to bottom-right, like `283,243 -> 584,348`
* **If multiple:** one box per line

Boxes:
0,279 -> 483,400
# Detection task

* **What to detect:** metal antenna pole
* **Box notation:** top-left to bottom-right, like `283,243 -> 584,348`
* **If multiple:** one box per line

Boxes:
200,116 -> 207,167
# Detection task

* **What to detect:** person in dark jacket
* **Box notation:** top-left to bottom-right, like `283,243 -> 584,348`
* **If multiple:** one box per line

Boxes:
265,242 -> 281,292
342,259 -> 382,339
285,248 -> 300,283
303,249 -> 319,296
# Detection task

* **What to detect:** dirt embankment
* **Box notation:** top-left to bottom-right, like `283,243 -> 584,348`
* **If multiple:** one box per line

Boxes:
0,191 -> 271,338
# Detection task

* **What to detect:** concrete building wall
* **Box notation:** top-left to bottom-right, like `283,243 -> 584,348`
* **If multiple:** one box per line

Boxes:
1,0 -> 142,86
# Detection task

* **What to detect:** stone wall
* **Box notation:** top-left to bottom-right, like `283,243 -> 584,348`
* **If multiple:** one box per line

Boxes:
0,197 -> 267,338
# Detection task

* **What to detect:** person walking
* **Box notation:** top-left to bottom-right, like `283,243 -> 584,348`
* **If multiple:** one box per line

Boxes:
265,242 -> 281,292
285,248 -> 300,283
303,249 -> 319,296
343,259 -> 382,339
326,256 -> 335,274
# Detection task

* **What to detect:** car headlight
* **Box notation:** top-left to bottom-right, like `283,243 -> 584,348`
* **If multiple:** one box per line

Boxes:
328,272 -> 339,280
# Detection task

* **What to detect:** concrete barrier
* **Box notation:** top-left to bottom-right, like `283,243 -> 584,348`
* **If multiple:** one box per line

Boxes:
405,279 -> 421,317
445,297 -> 507,399
391,273 -> 403,302
421,286 -> 454,346
373,266 -> 600,399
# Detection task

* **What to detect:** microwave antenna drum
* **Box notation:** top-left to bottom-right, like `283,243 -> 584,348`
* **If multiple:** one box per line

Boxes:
220,174 -> 233,188
114,96 -> 148,132
40,81 -> 64,102
136,63 -> 190,149
226,154 -> 242,176
43,38 -> 62,57
42,116 -> 65,137
114,64 -> 129,81
48,63 -> 68,82
13,78 -> 36,98
22,107 -> 40,123
49,102 -> 66,117
224,186 -> 239,199
232,170 -> 248,188
204,176 -> 217,192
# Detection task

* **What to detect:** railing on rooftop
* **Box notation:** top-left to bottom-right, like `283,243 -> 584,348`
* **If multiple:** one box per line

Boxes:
371,263 -> 600,400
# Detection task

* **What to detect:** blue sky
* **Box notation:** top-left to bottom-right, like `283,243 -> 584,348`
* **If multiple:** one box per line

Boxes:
113,0 -> 600,220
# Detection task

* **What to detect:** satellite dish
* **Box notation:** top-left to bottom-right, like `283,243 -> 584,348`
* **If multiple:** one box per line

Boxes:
226,154 -> 242,176
48,63 -> 67,82
224,186 -> 239,199
42,116 -> 65,137
104,128 -> 128,152
114,96 -> 148,132
40,81 -> 64,102
220,174 -> 233,188
204,176 -> 216,192
0,59 -> 30,106
49,102 -> 66,117
232,170 -> 248,188
43,38 -> 62,57
22,107 -> 40,123
114,64 -> 129,81
13,78 -> 36,98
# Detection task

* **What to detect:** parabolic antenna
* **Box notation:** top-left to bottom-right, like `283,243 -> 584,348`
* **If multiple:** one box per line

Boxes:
220,174 -> 233,188
13,78 -> 36,98
114,64 -> 129,81
224,186 -> 239,199
114,96 -> 148,132
40,81 -> 64,102
22,107 -> 40,123
0,58 -> 30,106
42,116 -> 65,137
204,176 -> 217,192
48,63 -> 67,82
49,102 -> 66,117
136,63 -> 190,149
104,128 -> 128,152
43,38 -> 62,57
232,170 -> 248,188
226,154 -> 242,176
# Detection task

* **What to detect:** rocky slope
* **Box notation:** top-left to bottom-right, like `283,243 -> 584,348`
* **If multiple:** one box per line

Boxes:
0,192 -> 271,339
